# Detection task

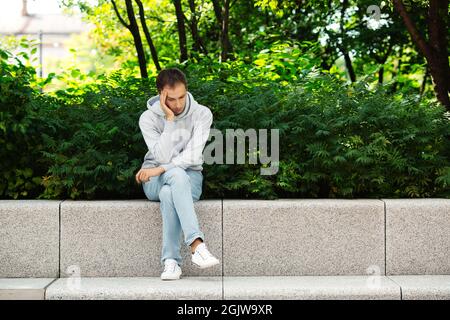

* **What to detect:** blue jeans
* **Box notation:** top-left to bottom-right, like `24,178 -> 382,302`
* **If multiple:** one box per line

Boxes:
142,167 -> 204,266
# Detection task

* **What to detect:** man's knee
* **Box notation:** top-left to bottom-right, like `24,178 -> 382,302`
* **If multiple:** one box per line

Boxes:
158,185 -> 172,202
164,167 -> 190,184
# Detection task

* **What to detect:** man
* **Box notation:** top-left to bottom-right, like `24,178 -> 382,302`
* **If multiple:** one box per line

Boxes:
135,68 -> 219,280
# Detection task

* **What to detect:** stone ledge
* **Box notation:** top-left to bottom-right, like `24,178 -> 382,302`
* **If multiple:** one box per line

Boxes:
223,275 -> 401,300
0,278 -> 56,300
59,200 -> 222,277
2,275 -> 449,300
45,276 -> 222,300
223,199 -> 385,275
388,275 -> 450,300
384,199 -> 450,275
0,200 -> 60,278
1,199 -> 449,277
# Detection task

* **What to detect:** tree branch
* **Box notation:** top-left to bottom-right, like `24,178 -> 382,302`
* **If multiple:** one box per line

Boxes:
111,0 -> 130,29
135,0 -> 161,71
392,0 -> 432,61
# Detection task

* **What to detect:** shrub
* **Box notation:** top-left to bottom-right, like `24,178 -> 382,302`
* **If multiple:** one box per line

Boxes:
1,46 -> 449,200
0,48 -> 47,198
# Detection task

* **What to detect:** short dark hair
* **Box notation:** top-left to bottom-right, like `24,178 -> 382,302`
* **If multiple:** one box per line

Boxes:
156,68 -> 187,93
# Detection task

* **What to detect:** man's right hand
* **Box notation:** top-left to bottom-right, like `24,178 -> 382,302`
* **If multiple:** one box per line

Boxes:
160,89 -> 175,121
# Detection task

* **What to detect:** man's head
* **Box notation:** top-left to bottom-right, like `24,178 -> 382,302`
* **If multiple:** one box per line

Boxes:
156,68 -> 188,116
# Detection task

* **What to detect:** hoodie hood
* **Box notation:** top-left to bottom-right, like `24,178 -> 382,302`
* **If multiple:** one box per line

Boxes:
147,91 -> 195,120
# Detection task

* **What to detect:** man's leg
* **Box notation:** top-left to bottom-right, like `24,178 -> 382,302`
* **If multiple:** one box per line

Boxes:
143,175 -> 183,266
142,167 -> 204,266
186,168 -> 203,202
158,185 -> 183,266
159,167 -> 205,248
184,169 -> 204,252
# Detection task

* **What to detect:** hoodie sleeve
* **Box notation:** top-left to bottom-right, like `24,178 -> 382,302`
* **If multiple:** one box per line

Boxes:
160,108 -> 213,172
139,110 -> 178,165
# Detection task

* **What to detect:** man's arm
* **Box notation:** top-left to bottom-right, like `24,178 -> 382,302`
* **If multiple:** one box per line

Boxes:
159,108 -> 213,172
139,110 -> 178,164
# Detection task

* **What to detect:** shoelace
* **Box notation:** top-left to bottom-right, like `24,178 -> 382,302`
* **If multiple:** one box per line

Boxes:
197,246 -> 213,260
164,262 -> 177,272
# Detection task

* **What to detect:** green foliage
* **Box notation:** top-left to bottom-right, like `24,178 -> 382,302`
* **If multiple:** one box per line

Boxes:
185,63 -> 450,199
1,45 -> 449,200
275,74 -> 450,198
37,73 -> 153,199
0,47 -> 46,199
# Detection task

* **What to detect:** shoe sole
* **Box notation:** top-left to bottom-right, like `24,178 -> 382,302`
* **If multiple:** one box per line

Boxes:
192,259 -> 220,269
161,274 -> 182,280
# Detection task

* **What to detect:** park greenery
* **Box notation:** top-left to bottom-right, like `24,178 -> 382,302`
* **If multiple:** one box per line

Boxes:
1,0 -> 449,200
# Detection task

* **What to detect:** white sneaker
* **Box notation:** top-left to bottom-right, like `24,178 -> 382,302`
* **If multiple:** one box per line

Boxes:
161,259 -> 182,280
191,243 -> 220,269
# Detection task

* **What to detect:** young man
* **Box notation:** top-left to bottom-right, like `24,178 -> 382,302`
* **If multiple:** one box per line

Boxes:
135,68 -> 219,280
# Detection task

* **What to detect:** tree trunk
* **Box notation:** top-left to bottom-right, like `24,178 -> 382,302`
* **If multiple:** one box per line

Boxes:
393,0 -> 450,110
111,0 -> 148,78
374,43 -> 393,85
135,0 -> 161,71
420,66 -> 429,96
220,0 -> 232,61
320,45 -> 334,71
339,0 -> 355,82
342,51 -> 356,82
125,0 -> 148,78
427,0 -> 450,108
390,45 -> 404,93
173,0 -> 188,62
187,0 -> 207,54
378,66 -> 384,84
211,0 -> 223,25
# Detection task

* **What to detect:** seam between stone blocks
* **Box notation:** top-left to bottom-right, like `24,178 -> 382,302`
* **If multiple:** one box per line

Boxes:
58,200 -> 61,279
221,198 -> 224,300
382,200 -> 403,300
58,199 -> 66,279
382,199 -> 387,276
45,199 -> 65,301
386,275 -> 403,300
43,278 -> 59,300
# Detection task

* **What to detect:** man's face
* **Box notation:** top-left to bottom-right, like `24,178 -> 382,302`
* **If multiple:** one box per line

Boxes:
162,83 -> 187,116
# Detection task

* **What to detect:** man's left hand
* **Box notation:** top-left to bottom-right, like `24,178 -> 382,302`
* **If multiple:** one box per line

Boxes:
135,167 -> 165,184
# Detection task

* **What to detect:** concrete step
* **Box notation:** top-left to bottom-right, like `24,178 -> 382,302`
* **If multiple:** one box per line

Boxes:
46,276 -> 222,300
2,276 -> 449,300
388,275 -> 450,300
0,278 -> 56,300
1,199 -> 449,277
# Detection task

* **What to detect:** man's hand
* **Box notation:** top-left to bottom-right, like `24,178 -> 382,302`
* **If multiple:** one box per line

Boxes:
135,167 -> 165,184
160,89 -> 175,121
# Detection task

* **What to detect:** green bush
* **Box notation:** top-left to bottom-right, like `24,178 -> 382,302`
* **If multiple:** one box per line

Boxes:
1,46 -> 449,200
38,73 -> 153,199
188,70 -> 450,199
275,74 -> 450,198
0,48 -> 46,198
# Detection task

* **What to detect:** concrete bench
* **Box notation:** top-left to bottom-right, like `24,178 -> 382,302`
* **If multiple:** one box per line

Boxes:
1,199 -> 449,278
2,276 -> 450,300
1,198 -> 449,300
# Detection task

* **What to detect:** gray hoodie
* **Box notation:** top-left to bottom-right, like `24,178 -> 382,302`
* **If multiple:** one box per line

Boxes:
138,91 -> 213,172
